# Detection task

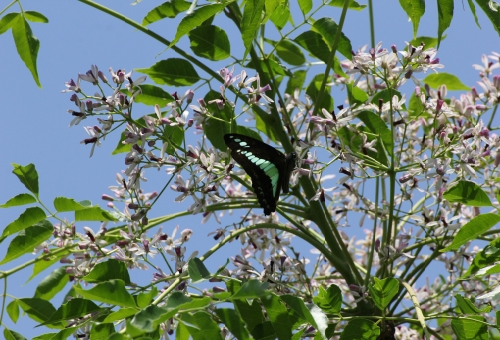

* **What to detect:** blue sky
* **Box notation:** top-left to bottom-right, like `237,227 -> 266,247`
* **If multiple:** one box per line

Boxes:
1,0 -> 499,338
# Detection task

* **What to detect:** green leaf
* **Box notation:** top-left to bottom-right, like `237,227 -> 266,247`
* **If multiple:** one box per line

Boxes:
312,18 -> 353,59
339,319 -> 380,339
232,298 -> 266,333
4,328 -> 25,340
230,280 -> 270,300
75,205 -> 118,222
29,252 -> 68,283
298,0 -> 313,14
130,304 -> 167,333
312,285 -> 342,313
227,280 -> 265,332
327,0 -> 366,10
24,11 -> 49,23
162,124 -> 185,155
371,89 -> 404,109
437,0 -> 453,48
45,328 -> 78,339
192,311 -> 225,339
307,305 -> 329,340
269,4 -> 290,30
346,83 -> 368,106
280,296 -> 329,340
294,30 -> 331,63
398,0 -> 425,39
275,39 -> 306,66
34,267 -> 69,301
451,315 -> 488,340
7,300 -> 20,323
176,321 -> 191,340
43,298 -> 101,327
155,291 -> 211,324
170,3 -> 231,47
306,74 -> 333,112
246,58 -> 288,76
12,163 -> 39,197
441,213 -> 500,252
123,318 -> 148,338
112,131 -> 132,155
466,0 -> 480,29
91,322 -> 116,339
1,206 -> 46,241
462,244 -> 500,278
368,277 -> 399,310
408,36 -> 440,49
280,295 -> 323,334
0,12 -> 20,35
250,321 -> 276,340
136,58 -> 200,86
0,220 -> 52,265
189,25 -> 230,61
12,16 -> 41,87
18,298 -> 57,325
261,294 -> 293,340
83,259 -> 131,285
164,291 -> 192,308
53,197 -> 90,212
455,295 -> 491,314
292,328 -> 306,340
475,263 -> 500,278
241,0 -> 265,58
123,84 -> 175,107
337,124 -> 388,169
357,110 -> 393,156
264,0 -> 279,21
286,70 -> 307,96
408,91 -> 428,118
179,311 -> 223,340
137,286 -> 158,309
443,180 -> 492,206
102,307 -> 138,323
424,73 -> 470,91
203,90 -> 232,150
0,193 -> 37,208
188,257 -> 211,283
75,280 -> 137,308
214,308 -> 251,340
142,0 -> 191,25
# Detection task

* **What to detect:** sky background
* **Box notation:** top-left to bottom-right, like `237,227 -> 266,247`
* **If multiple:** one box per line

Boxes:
1,0 -> 500,338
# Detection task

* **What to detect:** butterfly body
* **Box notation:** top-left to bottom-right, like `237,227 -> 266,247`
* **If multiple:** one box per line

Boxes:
224,133 -> 296,215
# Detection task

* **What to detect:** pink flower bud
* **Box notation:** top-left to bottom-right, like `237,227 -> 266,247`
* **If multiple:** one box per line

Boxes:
102,194 -> 114,201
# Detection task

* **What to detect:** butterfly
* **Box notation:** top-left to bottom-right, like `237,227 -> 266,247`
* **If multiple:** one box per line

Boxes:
224,133 -> 296,215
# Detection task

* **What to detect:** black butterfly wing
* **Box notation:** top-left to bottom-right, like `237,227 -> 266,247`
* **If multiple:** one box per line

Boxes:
224,134 -> 288,215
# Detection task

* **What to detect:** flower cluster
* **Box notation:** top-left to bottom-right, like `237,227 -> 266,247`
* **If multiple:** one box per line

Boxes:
57,44 -> 500,338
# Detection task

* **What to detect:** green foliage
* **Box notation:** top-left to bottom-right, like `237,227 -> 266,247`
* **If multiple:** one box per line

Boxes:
189,25 -> 230,61
142,0 -> 191,25
3,0 -> 500,338
437,0 -> 454,48
122,85 -> 175,107
443,180 -> 493,206
441,214 -> 500,252
170,3 -> 232,47
424,72 -> 470,90
187,257 -> 211,283
136,59 -> 200,86
339,319 -> 380,339
83,259 -> 131,285
368,277 -> 399,310
398,0 -> 425,38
